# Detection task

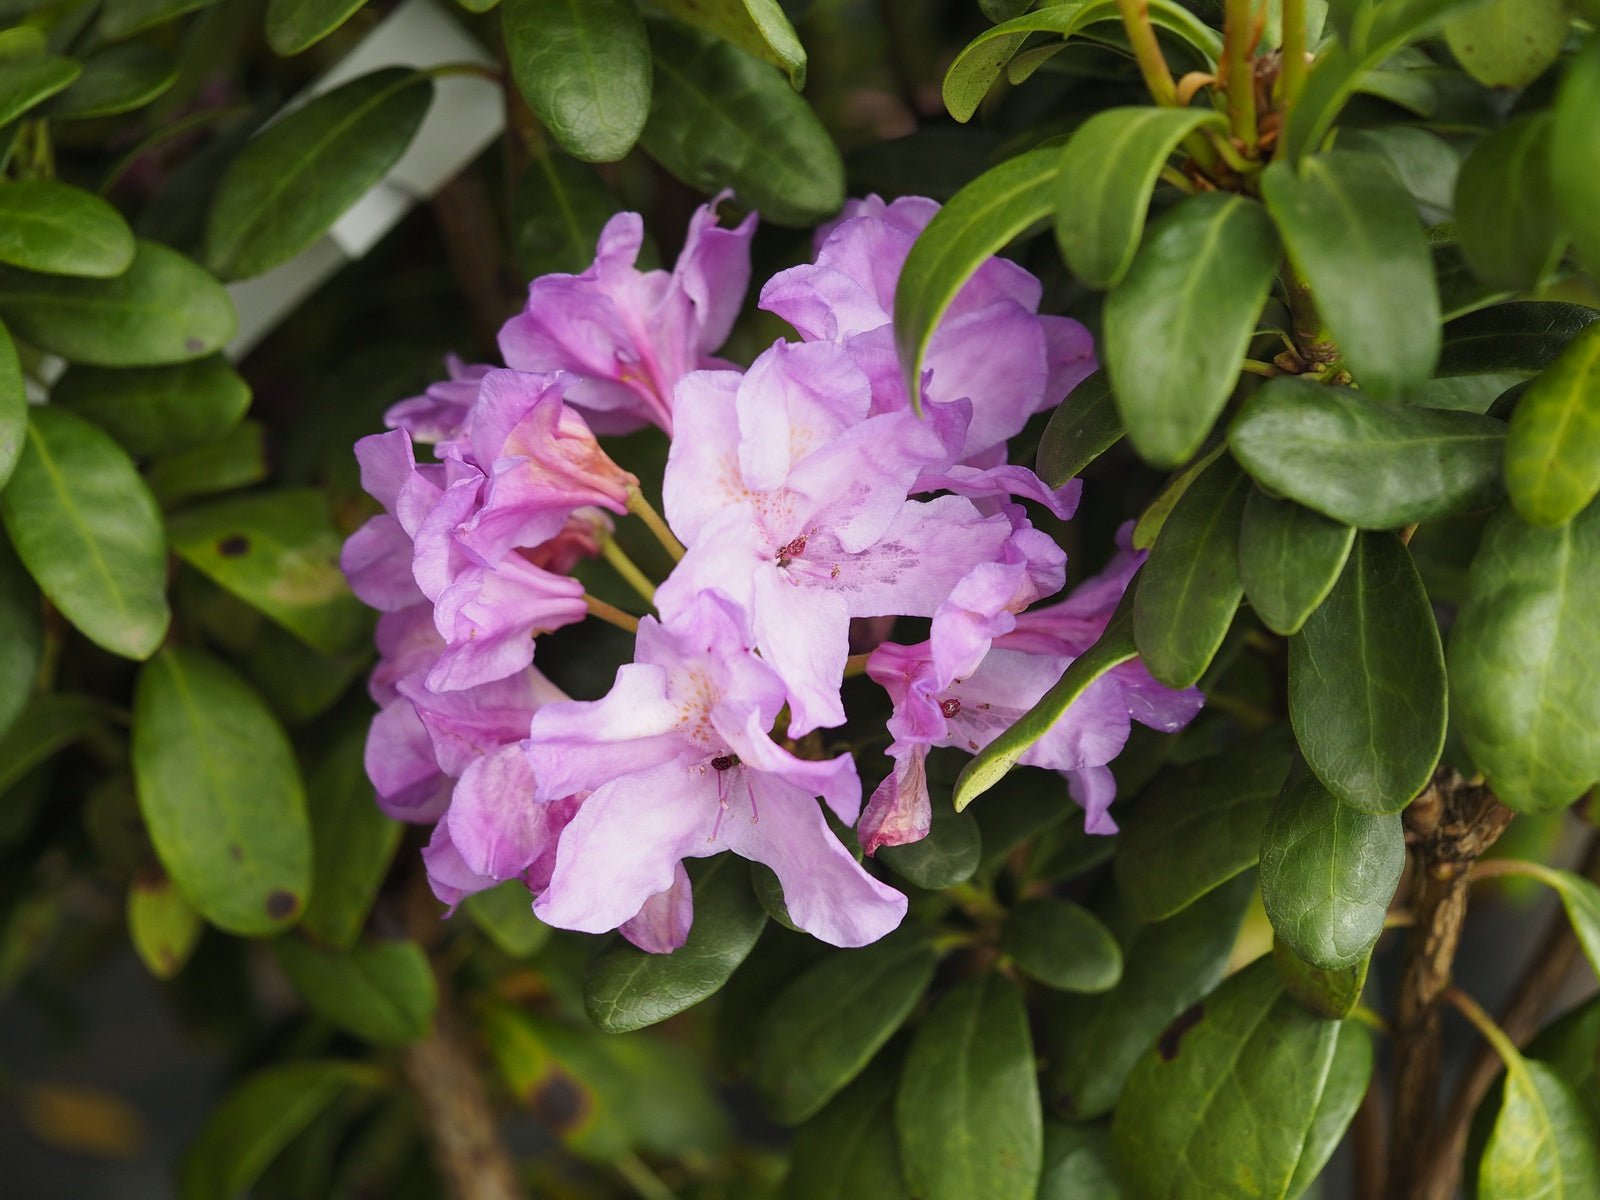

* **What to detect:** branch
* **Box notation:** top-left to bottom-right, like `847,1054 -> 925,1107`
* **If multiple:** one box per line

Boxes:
431,170 -> 516,353
1116,0 -> 1178,105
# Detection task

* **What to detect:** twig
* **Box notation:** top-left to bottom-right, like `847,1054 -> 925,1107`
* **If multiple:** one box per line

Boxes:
1115,0 -> 1179,105
431,171 -> 516,352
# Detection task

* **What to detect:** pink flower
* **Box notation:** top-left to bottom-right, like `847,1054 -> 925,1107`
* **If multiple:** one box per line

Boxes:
385,355 -> 491,446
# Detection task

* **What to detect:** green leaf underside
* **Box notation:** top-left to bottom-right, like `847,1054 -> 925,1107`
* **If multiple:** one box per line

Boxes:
0,181 -> 135,278
1445,0 -> 1567,90
1510,863 -> 1600,982
649,0 -> 805,88
1455,114 -> 1564,292
0,55 -> 81,128
52,357 -> 250,458
1038,1121 -> 1121,1199
1481,1057 -> 1600,1198
266,0 -> 370,56
274,937 -> 437,1043
1001,897 -> 1122,992
1238,487 -> 1355,636
128,871 -> 202,979
50,45 -> 177,119
1273,936 -> 1371,1020
1036,370 -> 1124,485
1505,321 -> 1600,528
98,0 -> 220,39
1553,43 -> 1600,281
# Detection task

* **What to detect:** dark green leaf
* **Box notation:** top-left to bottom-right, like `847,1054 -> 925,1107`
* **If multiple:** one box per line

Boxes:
1036,370 -> 1124,485
896,974 -> 1041,1200
167,490 -> 367,654
146,420 -> 267,506
894,145 -> 1057,405
133,648 -> 313,936
0,320 -> 21,488
1262,152 -> 1438,397
266,0 -> 368,55
1438,302 -> 1599,377
1112,958 -> 1341,1199
52,356 -> 249,457
1444,0 -> 1567,90
1261,766 -> 1404,969
503,0 -> 649,163
1273,936 -> 1370,1020
1505,862 -> 1600,980
274,937 -> 437,1043
877,803 -> 980,889
0,181 -> 134,277
650,0 -> 805,87
1114,732 -> 1294,921
1131,442 -> 1227,550
1432,238 -> 1513,324
1448,502 -> 1600,812
1055,106 -> 1228,290
1288,1019 -> 1374,1193
944,3 -> 1103,122
1104,192 -> 1279,467
1001,898 -> 1121,993
513,151 -> 619,279
1039,1121 -> 1121,1199
1505,321 -> 1600,528
1481,1053 -> 1600,1198
783,1062 -> 908,1200
464,882 -> 549,958
1230,377 -> 1505,527
1133,453 -> 1249,688
98,0 -> 220,39
1523,996 -> 1600,1128
1455,115 -> 1563,292
1239,487 -> 1355,636
0,55 -> 79,126
585,856 -> 767,1032
1339,127 -> 1459,227
300,726 -> 400,951
1553,42 -> 1600,280
50,45 -> 176,118
0,407 -> 168,659
1289,532 -> 1447,811
0,536 -> 39,736
128,868 -> 201,979
754,931 -> 935,1123
0,693 -> 105,794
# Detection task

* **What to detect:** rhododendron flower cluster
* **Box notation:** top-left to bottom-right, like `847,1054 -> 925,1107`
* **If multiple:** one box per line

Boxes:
342,193 -> 1202,952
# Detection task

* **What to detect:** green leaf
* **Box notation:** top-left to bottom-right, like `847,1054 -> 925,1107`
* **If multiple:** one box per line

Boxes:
0,55 -> 79,127
1522,996 -> 1600,1128
877,803 -> 980,889
1262,152 -> 1439,397
0,693 -> 105,794
0,407 -> 168,659
754,931 -> 935,1124
1503,862 -> 1600,980
127,868 -> 202,979
1288,1020 -> 1374,1192
98,0 -> 220,39
1055,106 -> 1228,290
1131,442 -> 1227,550
146,420 -> 267,506
1505,321 -> 1600,528
0,181 -> 135,277
274,937 -> 437,1043
205,69 -> 433,279
1339,126 -> 1459,227
1036,371 -> 1124,485
1454,115 -> 1564,293
1444,0 -> 1567,90
1448,501 -> 1600,812
177,1061 -> 383,1200
641,17 -> 843,226
1039,1121 -> 1122,1199
0,536 -> 40,736
1480,1045 -> 1600,1198
1132,452 -> 1249,688
503,0 -> 649,163
584,856 -> 767,1032
1104,192 -> 1279,467
894,145 -> 1058,405
512,151 -> 619,279
1001,898 -> 1122,993
0,240 -> 235,366
1553,42 -> 1600,281
1438,302 -> 1599,377
266,0 -> 368,55
133,648 -> 313,936
167,489 -> 368,655
783,1062 -> 909,1200
649,0 -> 805,88
1238,487 -> 1355,636
1261,765 -> 1405,969
0,320 -> 22,489
1114,732 -> 1294,921
1273,936 -> 1370,1020
464,881 -> 549,958
50,45 -> 176,119
954,588 -> 1138,810
1045,873 -> 1253,1119
1289,532 -> 1447,812
896,974 -> 1041,1200
52,356 -> 249,457
1230,377 -> 1506,527
1112,957 -> 1342,1200
300,725 -> 400,951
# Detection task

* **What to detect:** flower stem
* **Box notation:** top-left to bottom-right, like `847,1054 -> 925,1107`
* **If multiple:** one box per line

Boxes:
602,538 -> 657,606
584,593 -> 641,634
627,485 -> 686,562
843,652 -> 871,678
1116,0 -> 1178,106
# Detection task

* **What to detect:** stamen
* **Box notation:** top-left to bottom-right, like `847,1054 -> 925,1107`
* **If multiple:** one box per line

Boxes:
776,534 -> 808,568
711,753 -> 739,771
940,697 -> 962,719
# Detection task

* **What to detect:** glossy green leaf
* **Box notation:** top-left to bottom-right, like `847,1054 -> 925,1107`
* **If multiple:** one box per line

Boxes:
0,693 -> 104,794
1455,115 -> 1564,293
641,17 -> 842,226
1449,502 -> 1600,812
1001,898 -> 1121,993
1505,321 -> 1600,528
1105,192 -> 1278,467
1039,1121 -> 1121,1199
783,1062 -> 908,1200
754,932 -> 935,1124
1444,0 -> 1567,90
1339,126 -> 1458,227
1273,936 -> 1370,1020
1112,958 -> 1341,1200
1131,442 -> 1226,550
146,420 -> 267,507
0,28 -> 45,60
1036,371 -> 1123,485
1553,42 -> 1600,280
1522,996 -> 1600,1128
128,868 -> 202,979
177,1061 -> 383,1200
1480,1034 -> 1600,1199
274,937 -> 437,1043
50,45 -> 176,118
1045,873 -> 1253,1119
512,151 -> 619,279
954,589 -> 1138,810
0,55 -> 79,127
1261,765 -> 1405,969
464,882 -> 549,958
1438,302 -> 1600,377
0,537 -> 39,737
266,0 -> 368,55
1290,532 -> 1447,812
1238,487 -> 1355,636
300,725 -> 400,951
1262,152 -> 1439,397
897,974 -> 1040,1200
895,145 -> 1057,405
1230,377 -> 1505,527
0,181 -> 135,277
52,356 -> 249,457
133,648 -> 313,936
1114,732 -> 1294,921
98,0 -> 220,39
1501,862 -> 1600,980
504,0 -> 649,163
206,69 -> 432,279
878,803 -> 980,889
1288,1020 -> 1374,1192
1133,453 -> 1249,688
1055,106 -> 1228,290
0,407 -> 168,659
0,240 -> 235,366
0,321 -> 21,489
585,856 -> 767,1032
650,0 -> 805,87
